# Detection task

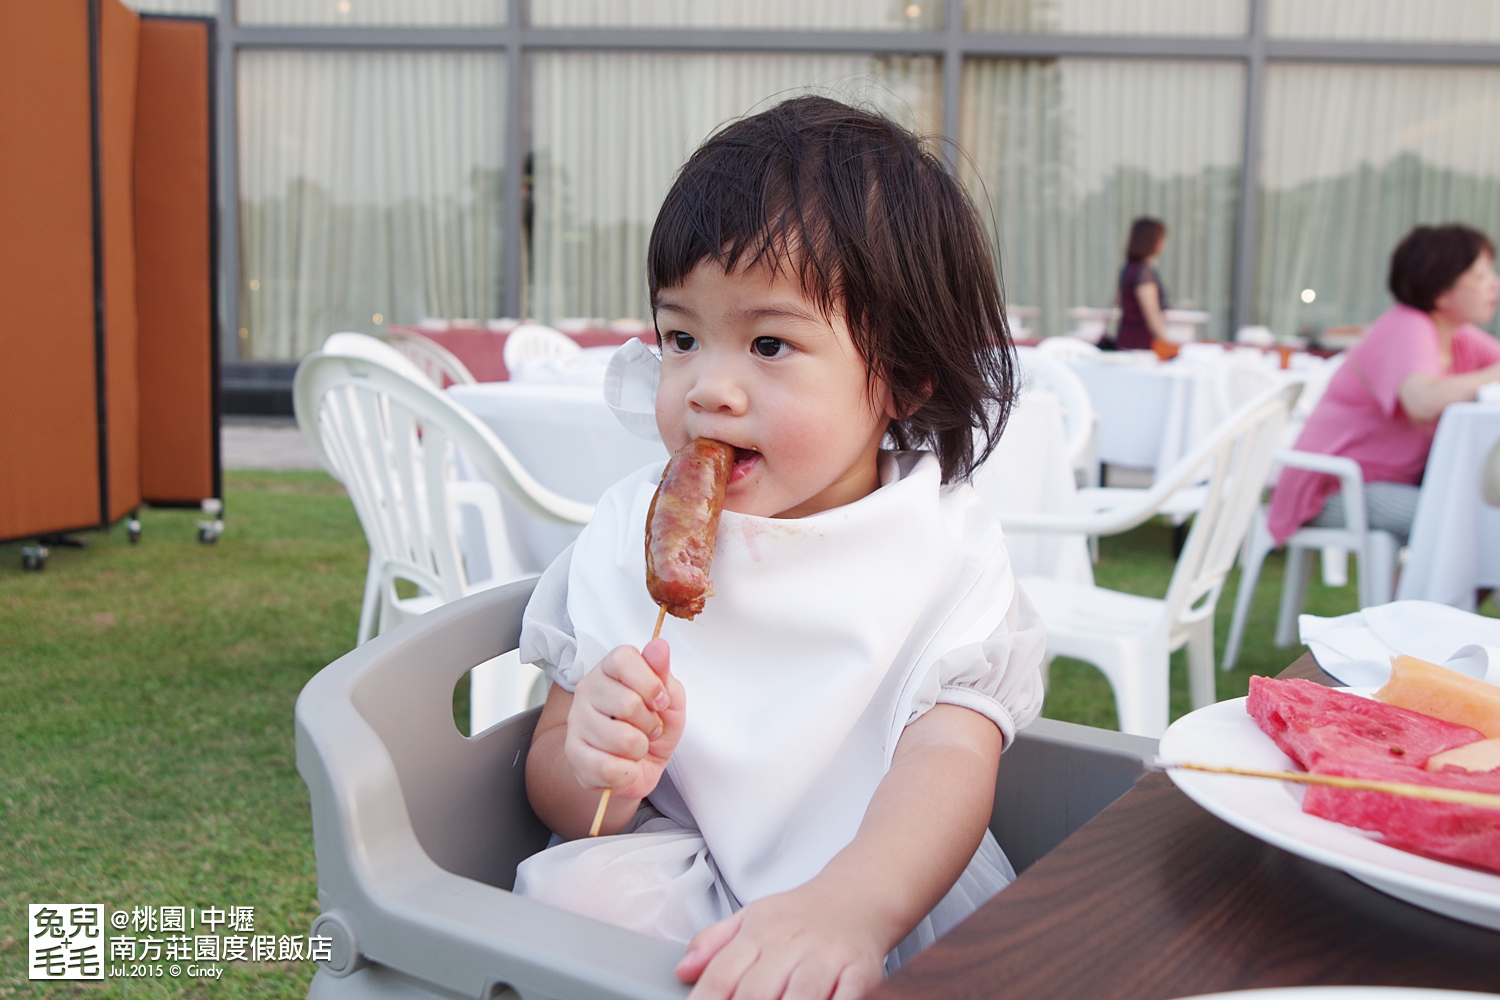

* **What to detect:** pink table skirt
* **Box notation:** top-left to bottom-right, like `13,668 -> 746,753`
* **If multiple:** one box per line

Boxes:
388,324 -> 652,382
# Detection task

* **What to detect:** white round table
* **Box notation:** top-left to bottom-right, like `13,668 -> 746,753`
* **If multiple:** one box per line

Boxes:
1066,356 -> 1219,478
1396,401 -> 1500,610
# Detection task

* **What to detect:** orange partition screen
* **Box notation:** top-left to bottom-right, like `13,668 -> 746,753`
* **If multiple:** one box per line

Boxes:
99,0 -> 141,522
134,16 -> 217,505
0,1 -> 102,541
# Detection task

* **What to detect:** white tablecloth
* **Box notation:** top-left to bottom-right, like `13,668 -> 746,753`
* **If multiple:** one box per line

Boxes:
1067,357 -> 1218,477
1395,402 -> 1500,610
974,391 -> 1094,586
448,381 -> 1091,585
447,382 -> 668,573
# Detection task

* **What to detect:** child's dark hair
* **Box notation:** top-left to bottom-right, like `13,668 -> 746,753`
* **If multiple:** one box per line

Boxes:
647,95 -> 1016,484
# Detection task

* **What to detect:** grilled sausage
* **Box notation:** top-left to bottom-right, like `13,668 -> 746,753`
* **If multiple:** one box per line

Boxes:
645,438 -> 736,619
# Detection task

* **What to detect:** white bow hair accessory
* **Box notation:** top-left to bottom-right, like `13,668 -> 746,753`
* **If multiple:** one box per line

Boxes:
604,337 -> 663,441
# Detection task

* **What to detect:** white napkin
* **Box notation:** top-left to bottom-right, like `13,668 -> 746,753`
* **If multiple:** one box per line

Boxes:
603,338 -> 663,441
1299,599 -> 1500,686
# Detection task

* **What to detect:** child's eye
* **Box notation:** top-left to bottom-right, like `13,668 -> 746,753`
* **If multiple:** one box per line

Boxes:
666,331 -> 696,353
752,337 -> 789,358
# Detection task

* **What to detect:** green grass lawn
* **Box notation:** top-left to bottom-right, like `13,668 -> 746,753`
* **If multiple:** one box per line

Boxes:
0,471 -> 1399,996
1,473 -> 364,998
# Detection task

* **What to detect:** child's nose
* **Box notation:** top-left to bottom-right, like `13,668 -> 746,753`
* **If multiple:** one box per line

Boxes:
685,365 -> 748,415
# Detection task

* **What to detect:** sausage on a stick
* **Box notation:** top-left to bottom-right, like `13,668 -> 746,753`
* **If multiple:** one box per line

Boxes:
588,437 -> 736,837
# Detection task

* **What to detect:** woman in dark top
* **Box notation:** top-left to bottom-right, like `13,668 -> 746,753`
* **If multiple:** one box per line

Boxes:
1115,217 -> 1168,351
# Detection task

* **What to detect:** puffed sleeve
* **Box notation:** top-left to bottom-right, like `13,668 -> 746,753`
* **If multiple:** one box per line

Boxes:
518,543 -> 581,691
903,583 -> 1047,751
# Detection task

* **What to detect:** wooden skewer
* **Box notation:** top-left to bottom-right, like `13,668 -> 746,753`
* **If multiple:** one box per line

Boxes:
588,603 -> 671,838
1158,761 -> 1500,810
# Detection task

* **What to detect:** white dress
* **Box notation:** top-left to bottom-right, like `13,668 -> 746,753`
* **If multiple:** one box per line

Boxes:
514,450 -> 1046,971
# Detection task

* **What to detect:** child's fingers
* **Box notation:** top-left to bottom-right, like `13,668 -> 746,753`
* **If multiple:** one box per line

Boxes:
564,738 -> 641,792
675,912 -> 742,985
685,940 -> 759,1000
828,963 -> 883,1000
726,954 -> 795,1000
586,677 -> 665,742
602,643 -> 673,712
641,637 -> 672,690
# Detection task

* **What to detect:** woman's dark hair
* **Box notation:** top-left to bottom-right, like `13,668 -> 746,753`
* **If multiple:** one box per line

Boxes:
1388,224 -> 1494,312
647,95 -> 1015,484
1125,217 -> 1166,263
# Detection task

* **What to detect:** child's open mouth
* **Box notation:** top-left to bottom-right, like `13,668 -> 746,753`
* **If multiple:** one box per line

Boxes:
729,447 -> 760,483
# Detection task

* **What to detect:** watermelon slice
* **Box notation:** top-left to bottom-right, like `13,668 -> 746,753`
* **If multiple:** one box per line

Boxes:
1301,758 -> 1500,874
1246,676 -> 1483,771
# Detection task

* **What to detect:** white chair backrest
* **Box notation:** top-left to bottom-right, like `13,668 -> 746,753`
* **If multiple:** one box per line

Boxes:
383,330 -> 478,389
1036,336 -> 1102,362
503,323 -> 580,375
1292,351 -> 1345,420
1214,353 -> 1287,423
1156,382 -> 1300,641
295,353 -> 591,603
1015,346 -> 1095,469
322,332 -> 435,388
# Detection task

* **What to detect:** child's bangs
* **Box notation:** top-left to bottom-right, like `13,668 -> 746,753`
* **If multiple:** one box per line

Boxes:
648,141 -> 843,319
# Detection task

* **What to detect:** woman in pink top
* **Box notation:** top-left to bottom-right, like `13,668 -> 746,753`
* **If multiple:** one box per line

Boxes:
1268,224 -> 1500,545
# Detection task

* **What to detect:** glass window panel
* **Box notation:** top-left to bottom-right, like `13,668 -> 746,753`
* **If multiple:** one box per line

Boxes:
529,52 -> 940,323
1257,64 -> 1500,339
122,0 -> 217,13
1268,0 -> 1500,42
238,51 -> 506,360
966,0 -> 1246,36
532,0 -> 941,31
237,0 -> 505,26
960,58 -> 1243,340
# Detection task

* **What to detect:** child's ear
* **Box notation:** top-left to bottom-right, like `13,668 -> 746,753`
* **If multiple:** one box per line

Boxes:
889,378 -> 933,419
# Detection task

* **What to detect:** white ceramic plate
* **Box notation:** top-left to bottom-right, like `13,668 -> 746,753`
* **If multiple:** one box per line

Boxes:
1158,692 -> 1500,931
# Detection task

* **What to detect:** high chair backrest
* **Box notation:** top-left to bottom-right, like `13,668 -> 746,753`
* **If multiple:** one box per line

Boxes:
297,582 -> 1157,1000
1158,382 -> 1300,644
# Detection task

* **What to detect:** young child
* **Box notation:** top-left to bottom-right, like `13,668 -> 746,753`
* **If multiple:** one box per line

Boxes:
515,96 -> 1046,1000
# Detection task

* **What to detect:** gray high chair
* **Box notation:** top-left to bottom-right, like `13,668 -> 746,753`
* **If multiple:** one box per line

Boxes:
296,578 -> 1158,1000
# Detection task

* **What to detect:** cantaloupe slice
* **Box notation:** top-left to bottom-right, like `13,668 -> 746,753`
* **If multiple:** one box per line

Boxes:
1376,655 -> 1500,738
1427,737 -> 1500,773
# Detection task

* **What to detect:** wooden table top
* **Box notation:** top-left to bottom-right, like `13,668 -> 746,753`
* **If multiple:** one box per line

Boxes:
877,655 -> 1500,1000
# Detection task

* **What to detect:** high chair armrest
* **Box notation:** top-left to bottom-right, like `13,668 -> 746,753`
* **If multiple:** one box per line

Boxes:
296,581 -> 689,1000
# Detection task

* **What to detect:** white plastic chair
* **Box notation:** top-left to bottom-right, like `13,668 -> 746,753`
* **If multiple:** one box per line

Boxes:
1214,352 -> 1287,425
294,346 -> 592,724
322,331 -> 435,386
1015,346 -> 1099,489
1037,335 -> 1103,362
503,323 -> 580,377
1001,382 -> 1300,737
384,330 -> 478,389
1221,450 -> 1400,672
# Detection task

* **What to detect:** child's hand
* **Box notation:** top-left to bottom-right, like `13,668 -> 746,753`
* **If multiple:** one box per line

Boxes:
675,880 -> 889,1000
566,637 -> 686,803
